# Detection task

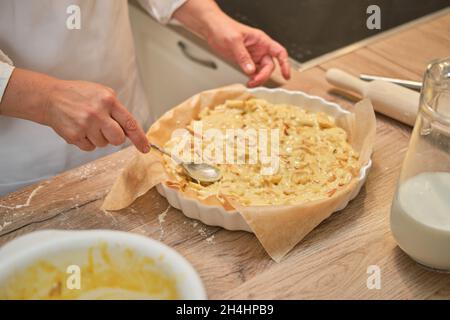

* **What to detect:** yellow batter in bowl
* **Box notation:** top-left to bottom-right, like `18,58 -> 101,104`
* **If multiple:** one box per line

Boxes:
0,243 -> 178,300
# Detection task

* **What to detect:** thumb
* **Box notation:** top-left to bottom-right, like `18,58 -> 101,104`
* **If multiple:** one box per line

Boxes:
230,40 -> 255,75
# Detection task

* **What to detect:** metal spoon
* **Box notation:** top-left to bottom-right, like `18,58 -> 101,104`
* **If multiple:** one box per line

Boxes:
149,142 -> 222,184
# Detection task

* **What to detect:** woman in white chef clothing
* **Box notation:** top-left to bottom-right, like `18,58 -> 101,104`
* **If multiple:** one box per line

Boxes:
0,0 -> 290,196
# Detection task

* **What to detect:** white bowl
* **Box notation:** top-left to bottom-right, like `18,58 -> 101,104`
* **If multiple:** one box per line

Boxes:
0,230 -> 206,300
157,87 -> 372,233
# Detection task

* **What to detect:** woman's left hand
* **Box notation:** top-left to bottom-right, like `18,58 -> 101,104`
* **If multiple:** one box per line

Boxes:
174,0 -> 291,87
206,18 -> 291,87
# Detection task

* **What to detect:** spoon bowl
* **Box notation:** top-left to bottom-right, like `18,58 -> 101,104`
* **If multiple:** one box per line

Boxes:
181,162 -> 222,184
149,143 -> 222,184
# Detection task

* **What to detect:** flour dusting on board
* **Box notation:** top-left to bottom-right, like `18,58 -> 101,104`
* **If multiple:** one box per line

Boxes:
0,221 -> 12,232
101,209 -> 118,224
0,185 -> 44,210
188,221 -> 216,245
206,234 -> 215,245
158,205 -> 171,240
69,163 -> 98,180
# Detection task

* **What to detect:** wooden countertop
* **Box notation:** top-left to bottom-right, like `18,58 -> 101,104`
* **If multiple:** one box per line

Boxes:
1,11 -> 450,299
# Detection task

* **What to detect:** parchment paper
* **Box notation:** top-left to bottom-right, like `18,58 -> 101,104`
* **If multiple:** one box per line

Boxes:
102,84 -> 376,261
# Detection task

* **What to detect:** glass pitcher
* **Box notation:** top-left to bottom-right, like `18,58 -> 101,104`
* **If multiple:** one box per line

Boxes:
390,58 -> 450,271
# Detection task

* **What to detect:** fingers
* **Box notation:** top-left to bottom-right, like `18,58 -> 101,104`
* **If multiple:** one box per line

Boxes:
110,101 -> 149,153
76,137 -> 96,152
87,126 -> 109,148
270,41 -> 291,80
101,120 -> 126,146
247,55 -> 275,88
230,39 -> 256,75
50,81 -> 150,153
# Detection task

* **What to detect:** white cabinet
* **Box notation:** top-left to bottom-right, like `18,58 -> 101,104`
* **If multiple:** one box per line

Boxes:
129,4 -> 247,118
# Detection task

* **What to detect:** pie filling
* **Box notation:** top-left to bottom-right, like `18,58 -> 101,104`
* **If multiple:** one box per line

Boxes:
163,99 -> 360,206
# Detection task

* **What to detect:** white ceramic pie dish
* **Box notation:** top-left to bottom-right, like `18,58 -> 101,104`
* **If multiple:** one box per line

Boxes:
156,87 -> 372,233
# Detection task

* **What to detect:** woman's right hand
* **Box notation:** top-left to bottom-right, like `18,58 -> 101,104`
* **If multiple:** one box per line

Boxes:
0,68 -> 150,153
45,79 -> 149,153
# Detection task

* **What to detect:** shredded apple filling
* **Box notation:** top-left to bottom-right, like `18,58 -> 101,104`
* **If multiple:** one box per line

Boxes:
163,98 -> 360,206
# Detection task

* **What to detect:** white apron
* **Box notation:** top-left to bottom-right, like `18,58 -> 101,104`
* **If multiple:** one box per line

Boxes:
0,0 -> 185,195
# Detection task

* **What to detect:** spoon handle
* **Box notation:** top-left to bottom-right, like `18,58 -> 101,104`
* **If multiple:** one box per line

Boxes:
149,142 -> 183,164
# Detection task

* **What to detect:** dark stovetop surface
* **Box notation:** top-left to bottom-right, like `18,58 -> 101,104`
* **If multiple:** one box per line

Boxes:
216,0 -> 449,63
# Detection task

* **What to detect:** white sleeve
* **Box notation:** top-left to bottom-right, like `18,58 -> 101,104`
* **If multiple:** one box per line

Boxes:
136,0 -> 187,24
0,50 -> 15,104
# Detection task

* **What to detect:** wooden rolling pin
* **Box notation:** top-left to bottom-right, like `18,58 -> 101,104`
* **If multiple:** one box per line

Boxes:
326,68 -> 420,126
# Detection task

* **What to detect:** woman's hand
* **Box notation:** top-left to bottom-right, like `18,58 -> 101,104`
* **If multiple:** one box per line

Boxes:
174,0 -> 291,87
46,80 -> 149,152
206,18 -> 291,87
0,68 -> 150,153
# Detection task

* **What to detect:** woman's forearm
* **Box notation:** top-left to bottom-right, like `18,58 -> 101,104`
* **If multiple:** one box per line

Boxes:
0,68 -> 55,124
0,68 -> 150,153
173,0 -> 229,40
